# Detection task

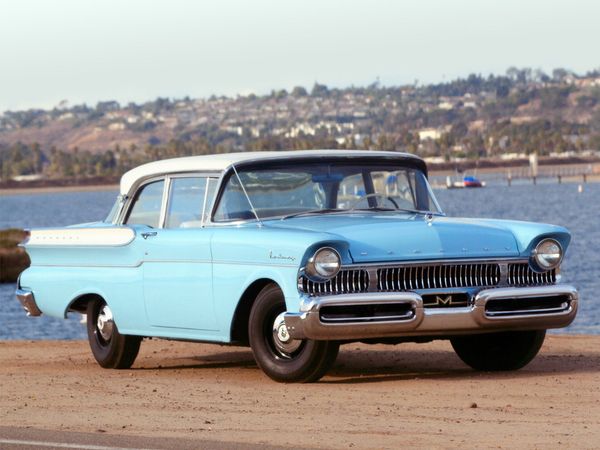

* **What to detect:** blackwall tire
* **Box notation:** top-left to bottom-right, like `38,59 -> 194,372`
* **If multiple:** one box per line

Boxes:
86,298 -> 141,369
451,330 -> 546,371
248,284 -> 339,383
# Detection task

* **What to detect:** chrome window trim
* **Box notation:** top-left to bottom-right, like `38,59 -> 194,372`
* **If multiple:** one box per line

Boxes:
201,178 -> 211,228
158,176 -> 171,229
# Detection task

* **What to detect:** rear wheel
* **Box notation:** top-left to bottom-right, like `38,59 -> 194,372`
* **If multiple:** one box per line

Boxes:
248,284 -> 339,382
86,298 -> 141,369
451,330 -> 546,371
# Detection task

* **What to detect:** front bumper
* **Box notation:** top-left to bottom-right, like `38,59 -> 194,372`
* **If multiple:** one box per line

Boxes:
16,288 -> 42,317
284,285 -> 578,340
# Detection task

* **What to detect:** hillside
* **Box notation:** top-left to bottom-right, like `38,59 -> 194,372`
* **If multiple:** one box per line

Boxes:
1,67 -> 600,181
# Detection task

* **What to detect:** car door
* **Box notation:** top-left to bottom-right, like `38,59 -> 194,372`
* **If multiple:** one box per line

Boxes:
126,175 -> 218,330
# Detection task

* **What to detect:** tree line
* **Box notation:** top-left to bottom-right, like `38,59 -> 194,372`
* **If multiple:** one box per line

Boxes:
1,119 -> 594,182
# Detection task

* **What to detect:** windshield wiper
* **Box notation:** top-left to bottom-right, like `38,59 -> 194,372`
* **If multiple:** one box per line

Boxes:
281,208 -> 342,220
354,206 -> 397,212
357,206 -> 443,215
282,207 -> 443,220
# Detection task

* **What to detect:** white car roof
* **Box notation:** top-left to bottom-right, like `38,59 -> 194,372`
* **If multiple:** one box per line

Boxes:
120,149 -> 423,195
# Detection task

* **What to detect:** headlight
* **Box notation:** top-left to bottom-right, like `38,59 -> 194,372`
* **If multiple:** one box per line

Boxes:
306,247 -> 341,279
532,239 -> 563,271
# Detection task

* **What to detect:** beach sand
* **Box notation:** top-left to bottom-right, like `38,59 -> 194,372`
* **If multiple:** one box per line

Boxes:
0,335 -> 598,448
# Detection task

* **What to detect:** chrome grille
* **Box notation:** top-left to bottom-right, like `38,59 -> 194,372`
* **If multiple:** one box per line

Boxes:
298,261 -> 557,296
299,269 -> 369,295
378,263 -> 501,291
508,263 -> 556,286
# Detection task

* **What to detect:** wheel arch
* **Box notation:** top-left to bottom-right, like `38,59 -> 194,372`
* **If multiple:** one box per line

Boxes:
230,278 -> 281,346
65,292 -> 106,318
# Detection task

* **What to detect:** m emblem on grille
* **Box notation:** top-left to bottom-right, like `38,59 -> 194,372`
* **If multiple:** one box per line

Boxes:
435,295 -> 453,305
422,293 -> 469,308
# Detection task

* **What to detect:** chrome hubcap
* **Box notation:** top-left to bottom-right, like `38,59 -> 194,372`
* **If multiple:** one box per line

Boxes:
97,304 -> 115,341
272,312 -> 301,356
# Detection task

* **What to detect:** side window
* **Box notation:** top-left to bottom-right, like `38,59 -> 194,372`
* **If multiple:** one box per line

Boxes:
125,180 -> 165,227
165,177 -> 208,228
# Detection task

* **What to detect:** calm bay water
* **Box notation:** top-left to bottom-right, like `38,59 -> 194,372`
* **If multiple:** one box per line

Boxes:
1,182 -> 598,339
1,189 -> 118,340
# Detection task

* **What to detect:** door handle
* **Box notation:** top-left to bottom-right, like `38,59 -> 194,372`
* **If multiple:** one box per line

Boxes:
141,231 -> 158,240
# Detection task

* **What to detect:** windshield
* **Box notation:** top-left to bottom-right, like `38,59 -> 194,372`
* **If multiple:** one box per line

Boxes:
213,162 -> 442,221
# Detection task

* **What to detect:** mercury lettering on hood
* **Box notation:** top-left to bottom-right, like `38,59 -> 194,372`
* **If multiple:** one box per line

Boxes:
269,214 -> 521,263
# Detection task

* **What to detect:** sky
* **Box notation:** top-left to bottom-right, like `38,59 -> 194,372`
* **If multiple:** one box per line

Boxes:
1,0 -> 599,112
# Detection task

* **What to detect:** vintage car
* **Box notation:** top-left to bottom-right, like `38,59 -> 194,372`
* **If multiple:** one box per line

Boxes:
16,150 -> 578,382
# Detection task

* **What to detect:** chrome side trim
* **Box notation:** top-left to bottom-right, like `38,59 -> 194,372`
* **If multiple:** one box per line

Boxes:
284,284 -> 578,340
24,228 -> 136,248
30,258 -> 296,268
16,289 -> 42,317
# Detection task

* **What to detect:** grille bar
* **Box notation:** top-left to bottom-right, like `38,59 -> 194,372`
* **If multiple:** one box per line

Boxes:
299,269 -> 369,296
508,263 -> 556,286
377,263 -> 501,291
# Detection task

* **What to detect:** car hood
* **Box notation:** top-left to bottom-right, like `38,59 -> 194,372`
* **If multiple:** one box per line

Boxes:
267,213 -> 565,263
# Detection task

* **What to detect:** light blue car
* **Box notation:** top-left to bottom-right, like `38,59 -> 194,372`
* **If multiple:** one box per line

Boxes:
16,150 -> 578,382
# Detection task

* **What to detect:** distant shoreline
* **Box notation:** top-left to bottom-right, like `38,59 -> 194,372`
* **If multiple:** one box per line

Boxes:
0,184 -> 119,195
1,157 -> 598,195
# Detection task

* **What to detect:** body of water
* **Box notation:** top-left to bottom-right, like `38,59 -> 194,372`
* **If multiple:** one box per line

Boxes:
1,183 -> 598,339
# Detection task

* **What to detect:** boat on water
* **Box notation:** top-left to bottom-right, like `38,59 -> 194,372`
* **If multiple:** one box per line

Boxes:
446,175 -> 485,189
463,175 -> 484,188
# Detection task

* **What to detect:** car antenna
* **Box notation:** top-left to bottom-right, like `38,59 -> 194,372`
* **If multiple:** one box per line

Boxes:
232,164 -> 263,227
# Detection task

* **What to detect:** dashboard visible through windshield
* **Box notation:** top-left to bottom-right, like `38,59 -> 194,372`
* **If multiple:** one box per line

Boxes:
213,161 -> 442,221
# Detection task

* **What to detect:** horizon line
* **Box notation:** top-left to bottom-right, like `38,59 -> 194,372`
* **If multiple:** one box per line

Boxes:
3,65 -> 599,115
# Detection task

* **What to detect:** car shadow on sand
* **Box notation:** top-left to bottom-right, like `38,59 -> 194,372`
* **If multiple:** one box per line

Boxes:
325,346 -> 600,383
134,350 -> 257,371
133,344 -> 599,384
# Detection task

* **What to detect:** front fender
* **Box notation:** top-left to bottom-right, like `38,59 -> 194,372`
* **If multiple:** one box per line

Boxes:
475,219 -> 571,255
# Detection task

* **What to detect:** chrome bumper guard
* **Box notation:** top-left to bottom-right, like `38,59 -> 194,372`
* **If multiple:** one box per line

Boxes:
284,285 -> 578,341
16,288 -> 42,317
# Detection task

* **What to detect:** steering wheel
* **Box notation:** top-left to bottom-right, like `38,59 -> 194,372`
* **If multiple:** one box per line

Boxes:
347,193 -> 400,210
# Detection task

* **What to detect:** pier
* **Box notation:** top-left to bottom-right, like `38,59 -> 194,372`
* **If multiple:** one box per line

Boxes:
430,161 -> 600,188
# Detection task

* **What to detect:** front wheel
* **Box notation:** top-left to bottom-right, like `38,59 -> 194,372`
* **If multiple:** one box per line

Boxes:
248,284 -> 339,382
86,298 -> 141,369
451,330 -> 546,371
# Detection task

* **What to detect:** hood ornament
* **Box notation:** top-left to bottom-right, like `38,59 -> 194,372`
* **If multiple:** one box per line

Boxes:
425,213 -> 434,226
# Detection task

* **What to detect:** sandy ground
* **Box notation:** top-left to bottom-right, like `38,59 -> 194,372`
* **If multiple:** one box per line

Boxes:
0,335 -> 599,449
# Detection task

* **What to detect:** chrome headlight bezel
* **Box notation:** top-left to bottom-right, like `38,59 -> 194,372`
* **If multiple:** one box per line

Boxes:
305,247 -> 341,280
531,238 -> 563,272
